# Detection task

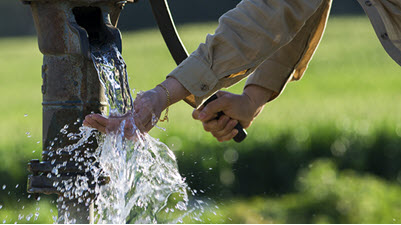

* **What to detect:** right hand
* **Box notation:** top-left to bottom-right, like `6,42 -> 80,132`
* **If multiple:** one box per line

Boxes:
192,85 -> 274,142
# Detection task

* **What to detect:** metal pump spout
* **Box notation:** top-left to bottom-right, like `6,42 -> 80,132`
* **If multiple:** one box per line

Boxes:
22,0 -> 134,223
22,0 -> 196,222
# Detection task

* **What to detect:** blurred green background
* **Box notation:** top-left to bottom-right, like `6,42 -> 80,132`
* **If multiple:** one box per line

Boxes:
1,14 -> 401,223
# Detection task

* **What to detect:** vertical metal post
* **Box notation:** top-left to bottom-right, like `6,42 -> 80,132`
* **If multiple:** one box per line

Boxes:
23,0 -> 134,223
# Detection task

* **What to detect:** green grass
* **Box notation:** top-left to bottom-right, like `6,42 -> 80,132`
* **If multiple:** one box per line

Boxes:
195,159 -> 401,223
120,17 -> 401,142
0,16 -> 401,223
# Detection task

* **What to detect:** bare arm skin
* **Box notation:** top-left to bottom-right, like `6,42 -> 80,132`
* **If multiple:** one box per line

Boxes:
83,77 -> 190,136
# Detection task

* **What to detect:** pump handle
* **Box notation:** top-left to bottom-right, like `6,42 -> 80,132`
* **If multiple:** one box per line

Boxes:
202,95 -> 247,143
148,0 -> 188,65
149,0 -> 247,142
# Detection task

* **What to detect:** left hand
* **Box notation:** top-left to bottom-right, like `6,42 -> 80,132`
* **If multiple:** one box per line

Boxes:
83,87 -> 166,138
83,77 -> 191,137
83,112 -> 137,139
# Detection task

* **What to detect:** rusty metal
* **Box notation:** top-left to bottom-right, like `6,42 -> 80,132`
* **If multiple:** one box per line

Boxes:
23,0 -> 135,223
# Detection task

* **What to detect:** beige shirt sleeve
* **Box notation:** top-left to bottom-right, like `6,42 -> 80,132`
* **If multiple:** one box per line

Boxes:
167,0 -> 326,107
246,0 -> 332,101
356,0 -> 401,66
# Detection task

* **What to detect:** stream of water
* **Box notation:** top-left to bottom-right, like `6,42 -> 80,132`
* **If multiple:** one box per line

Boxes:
50,43 -> 207,223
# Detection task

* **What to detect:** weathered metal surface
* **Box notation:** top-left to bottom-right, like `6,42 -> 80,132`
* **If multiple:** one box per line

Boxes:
23,0 -> 134,222
30,2 -> 124,58
28,160 -> 98,174
27,173 -> 109,195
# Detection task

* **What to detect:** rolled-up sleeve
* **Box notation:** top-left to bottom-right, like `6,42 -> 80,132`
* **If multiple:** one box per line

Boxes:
246,0 -> 332,101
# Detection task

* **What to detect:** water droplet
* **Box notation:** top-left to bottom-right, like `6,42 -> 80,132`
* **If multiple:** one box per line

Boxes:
175,201 -> 187,211
53,181 -> 59,187
52,167 -> 58,175
2,185 -> 5,190
26,213 -> 33,221
15,184 -> 19,188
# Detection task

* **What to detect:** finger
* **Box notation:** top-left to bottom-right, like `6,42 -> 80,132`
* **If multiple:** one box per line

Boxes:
133,114 -> 147,133
123,119 -> 136,138
83,114 -> 96,126
199,95 -> 231,122
212,119 -> 238,139
203,115 -> 230,132
215,91 -> 229,98
133,100 -> 141,114
202,120 -> 217,132
144,121 -> 154,133
217,128 -> 239,142
138,111 -> 152,129
90,114 -> 109,127
83,116 -> 92,127
85,117 -> 106,133
192,105 -> 204,120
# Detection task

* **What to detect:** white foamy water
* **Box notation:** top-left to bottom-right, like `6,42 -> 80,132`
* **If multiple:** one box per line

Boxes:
91,44 -> 190,223
49,43 -> 207,224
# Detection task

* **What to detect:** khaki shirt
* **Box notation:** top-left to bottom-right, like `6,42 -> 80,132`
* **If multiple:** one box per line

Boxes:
167,0 -> 401,108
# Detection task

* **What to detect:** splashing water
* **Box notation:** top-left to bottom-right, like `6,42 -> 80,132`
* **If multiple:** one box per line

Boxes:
91,45 -> 133,116
90,44 -> 193,223
46,43 -> 207,224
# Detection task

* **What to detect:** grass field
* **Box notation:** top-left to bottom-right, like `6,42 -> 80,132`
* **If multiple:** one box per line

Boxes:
0,16 -> 401,223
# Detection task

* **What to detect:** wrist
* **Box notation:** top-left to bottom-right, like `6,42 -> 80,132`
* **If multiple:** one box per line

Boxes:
243,84 -> 274,107
160,77 -> 190,105
154,85 -> 169,111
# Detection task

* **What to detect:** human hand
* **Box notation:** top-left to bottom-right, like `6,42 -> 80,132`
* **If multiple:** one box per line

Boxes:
83,87 -> 166,138
83,77 -> 190,136
83,112 -> 137,139
192,85 -> 274,142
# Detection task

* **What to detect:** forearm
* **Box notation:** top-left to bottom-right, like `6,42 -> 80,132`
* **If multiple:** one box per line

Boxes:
243,84 -> 274,117
155,77 -> 191,110
168,0 -> 325,107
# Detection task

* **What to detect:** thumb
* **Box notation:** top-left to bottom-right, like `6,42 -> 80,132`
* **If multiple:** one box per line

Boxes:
199,95 -> 230,122
192,105 -> 204,120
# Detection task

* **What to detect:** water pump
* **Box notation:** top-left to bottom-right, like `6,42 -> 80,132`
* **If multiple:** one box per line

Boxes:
22,0 -> 134,223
